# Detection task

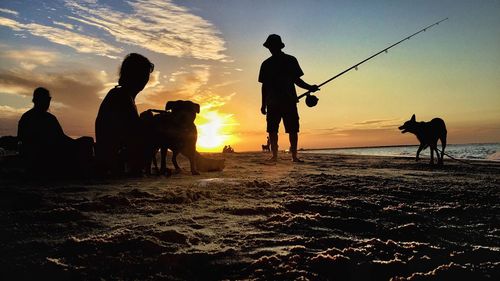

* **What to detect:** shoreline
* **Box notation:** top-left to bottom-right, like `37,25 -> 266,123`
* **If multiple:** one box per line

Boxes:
224,142 -> 500,161
218,148 -> 500,163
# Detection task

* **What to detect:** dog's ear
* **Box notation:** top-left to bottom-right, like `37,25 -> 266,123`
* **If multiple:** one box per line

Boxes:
166,101 -> 182,111
140,109 -> 154,118
411,114 -> 416,122
183,101 -> 200,113
165,101 -> 174,111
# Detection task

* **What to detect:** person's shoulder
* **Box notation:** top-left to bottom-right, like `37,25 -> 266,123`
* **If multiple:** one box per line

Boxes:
46,111 -> 58,120
104,85 -> 124,98
20,108 -> 33,118
262,56 -> 274,65
19,108 -> 37,121
102,86 -> 125,104
283,53 -> 298,62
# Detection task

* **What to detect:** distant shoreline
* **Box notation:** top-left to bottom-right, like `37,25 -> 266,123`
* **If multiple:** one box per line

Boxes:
299,142 -> 500,151
230,143 -> 500,162
233,142 -> 500,153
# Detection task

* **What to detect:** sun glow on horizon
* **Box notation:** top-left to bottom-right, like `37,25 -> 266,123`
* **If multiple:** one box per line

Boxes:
196,111 -> 237,152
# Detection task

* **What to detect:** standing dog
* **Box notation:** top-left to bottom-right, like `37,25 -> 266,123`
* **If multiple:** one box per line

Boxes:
399,114 -> 447,165
141,100 -> 200,175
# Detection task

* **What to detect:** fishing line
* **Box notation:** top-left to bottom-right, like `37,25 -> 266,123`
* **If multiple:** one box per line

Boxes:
299,18 -> 449,107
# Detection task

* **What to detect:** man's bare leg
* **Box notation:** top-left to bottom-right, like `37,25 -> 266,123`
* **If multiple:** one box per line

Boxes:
269,132 -> 278,161
289,132 -> 303,162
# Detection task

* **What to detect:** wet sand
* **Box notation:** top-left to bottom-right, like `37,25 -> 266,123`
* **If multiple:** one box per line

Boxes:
1,152 -> 499,280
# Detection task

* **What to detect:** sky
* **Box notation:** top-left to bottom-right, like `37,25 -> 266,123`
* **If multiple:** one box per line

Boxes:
0,0 -> 499,152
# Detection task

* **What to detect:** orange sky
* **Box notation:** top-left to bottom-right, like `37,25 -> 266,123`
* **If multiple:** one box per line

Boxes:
0,1 -> 499,152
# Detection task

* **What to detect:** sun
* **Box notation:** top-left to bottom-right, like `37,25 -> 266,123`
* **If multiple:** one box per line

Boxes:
195,111 -> 236,152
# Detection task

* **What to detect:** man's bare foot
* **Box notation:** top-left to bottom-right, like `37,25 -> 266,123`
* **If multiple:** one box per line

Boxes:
267,156 -> 278,162
292,157 -> 304,163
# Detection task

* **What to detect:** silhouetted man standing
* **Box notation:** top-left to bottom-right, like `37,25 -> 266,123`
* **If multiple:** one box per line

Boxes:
95,53 -> 154,176
259,34 -> 318,162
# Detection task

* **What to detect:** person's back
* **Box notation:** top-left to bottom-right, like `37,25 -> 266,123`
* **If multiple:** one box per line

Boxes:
96,86 -> 141,145
17,87 -> 85,177
95,53 -> 154,176
18,108 -> 67,151
260,53 -> 303,106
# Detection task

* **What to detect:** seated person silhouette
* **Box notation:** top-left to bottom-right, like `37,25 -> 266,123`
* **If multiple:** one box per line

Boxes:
17,87 -> 94,177
95,53 -> 154,176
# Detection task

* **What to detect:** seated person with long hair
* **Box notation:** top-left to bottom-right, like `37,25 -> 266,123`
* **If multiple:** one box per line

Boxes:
95,53 -> 154,176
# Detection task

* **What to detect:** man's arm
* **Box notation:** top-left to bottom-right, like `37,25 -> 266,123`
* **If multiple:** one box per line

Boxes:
295,78 -> 319,92
51,115 -> 74,142
261,83 -> 269,115
17,115 -> 25,141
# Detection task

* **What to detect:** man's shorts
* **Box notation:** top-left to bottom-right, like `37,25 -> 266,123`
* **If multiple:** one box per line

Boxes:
266,104 -> 299,133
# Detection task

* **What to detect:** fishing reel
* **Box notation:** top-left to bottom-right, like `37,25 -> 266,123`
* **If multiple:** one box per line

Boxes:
305,94 -> 319,107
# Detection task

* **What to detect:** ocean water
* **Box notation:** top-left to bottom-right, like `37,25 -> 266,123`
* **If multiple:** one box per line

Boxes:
302,143 -> 500,161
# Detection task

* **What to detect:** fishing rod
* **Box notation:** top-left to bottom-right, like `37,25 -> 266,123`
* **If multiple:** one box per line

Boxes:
299,18 -> 448,107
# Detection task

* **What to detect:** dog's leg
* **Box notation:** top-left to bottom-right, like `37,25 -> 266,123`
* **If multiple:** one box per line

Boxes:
430,145 -> 435,165
439,135 -> 447,165
172,150 -> 182,174
152,148 -> 160,174
160,147 -> 167,175
434,147 -> 440,165
183,149 -> 200,175
143,152 -> 151,175
143,145 -> 155,175
416,144 -> 424,162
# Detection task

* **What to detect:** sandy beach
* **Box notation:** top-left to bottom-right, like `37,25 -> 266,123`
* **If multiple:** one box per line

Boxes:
1,152 -> 499,280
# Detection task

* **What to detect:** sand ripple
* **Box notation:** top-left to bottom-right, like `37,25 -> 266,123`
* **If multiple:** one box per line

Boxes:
1,153 -> 499,280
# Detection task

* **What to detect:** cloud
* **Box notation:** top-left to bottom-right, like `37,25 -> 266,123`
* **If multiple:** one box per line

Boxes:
353,118 -> 400,126
168,70 -> 188,82
0,68 -> 106,111
1,49 -> 58,71
139,64 -> 213,107
307,120 -> 403,138
0,8 -> 18,16
64,0 -> 227,60
0,105 -> 29,117
194,93 -> 236,111
0,16 -> 122,58
0,17 -> 22,31
0,60 -> 110,137
144,70 -> 161,90
153,65 -> 236,111
2,1 -> 228,60
53,21 -> 74,30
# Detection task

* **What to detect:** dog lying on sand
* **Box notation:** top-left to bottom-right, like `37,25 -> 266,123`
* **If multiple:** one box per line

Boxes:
141,100 -> 224,175
399,114 -> 447,165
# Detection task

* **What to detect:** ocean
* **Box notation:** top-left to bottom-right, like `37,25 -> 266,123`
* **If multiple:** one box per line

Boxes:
301,143 -> 500,161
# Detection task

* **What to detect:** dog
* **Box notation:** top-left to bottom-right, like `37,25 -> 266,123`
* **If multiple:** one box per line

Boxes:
141,100 -> 200,175
262,144 -> 270,152
0,136 -> 19,152
399,114 -> 447,165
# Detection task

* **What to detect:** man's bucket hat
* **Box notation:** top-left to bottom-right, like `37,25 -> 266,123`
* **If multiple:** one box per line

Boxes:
263,34 -> 285,49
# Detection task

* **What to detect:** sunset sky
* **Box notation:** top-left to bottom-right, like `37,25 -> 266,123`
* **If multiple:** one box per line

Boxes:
1,0 -> 499,152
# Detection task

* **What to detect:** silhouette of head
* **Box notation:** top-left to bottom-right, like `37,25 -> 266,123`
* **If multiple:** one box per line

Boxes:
118,53 -> 154,94
165,100 -> 200,123
32,87 -> 51,112
263,34 -> 285,54
399,114 -> 417,134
